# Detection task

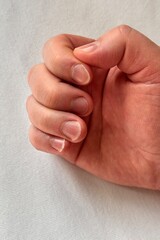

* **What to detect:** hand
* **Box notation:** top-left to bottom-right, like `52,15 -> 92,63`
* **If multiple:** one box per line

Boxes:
26,25 -> 160,190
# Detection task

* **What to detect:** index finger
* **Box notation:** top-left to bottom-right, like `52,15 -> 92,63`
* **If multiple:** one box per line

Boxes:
43,34 -> 94,85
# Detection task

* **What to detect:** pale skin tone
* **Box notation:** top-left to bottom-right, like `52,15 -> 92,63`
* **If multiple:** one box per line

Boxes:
26,25 -> 160,190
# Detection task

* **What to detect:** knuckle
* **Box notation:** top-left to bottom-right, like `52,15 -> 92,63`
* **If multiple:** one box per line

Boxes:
49,56 -> 60,73
27,65 -> 38,84
117,24 -> 132,37
43,34 -> 66,50
43,38 -> 52,53
43,34 -> 68,67
26,95 -> 33,112
26,96 -> 38,126
29,126 -> 41,151
27,63 -> 44,85
54,33 -> 69,42
26,95 -> 50,131
43,37 -> 56,59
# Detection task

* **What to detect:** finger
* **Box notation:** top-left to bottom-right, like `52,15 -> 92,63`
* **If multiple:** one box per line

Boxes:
74,25 -> 160,83
28,125 -> 82,163
43,34 -> 94,85
28,64 -> 93,116
26,96 -> 87,143
29,125 -> 67,153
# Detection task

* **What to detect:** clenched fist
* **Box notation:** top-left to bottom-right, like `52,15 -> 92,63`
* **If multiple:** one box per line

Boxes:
26,25 -> 160,190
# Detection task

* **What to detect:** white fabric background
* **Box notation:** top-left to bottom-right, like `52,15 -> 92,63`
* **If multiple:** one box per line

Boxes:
1,0 -> 160,239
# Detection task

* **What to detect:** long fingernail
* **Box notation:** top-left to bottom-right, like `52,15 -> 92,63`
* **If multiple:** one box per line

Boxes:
75,42 -> 98,53
61,121 -> 81,141
71,97 -> 89,115
50,137 -> 65,152
72,64 -> 90,84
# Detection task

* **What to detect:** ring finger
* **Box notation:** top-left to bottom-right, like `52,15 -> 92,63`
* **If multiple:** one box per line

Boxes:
26,96 -> 87,143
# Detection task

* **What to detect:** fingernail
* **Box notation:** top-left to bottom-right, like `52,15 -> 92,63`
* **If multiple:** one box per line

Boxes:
61,121 -> 81,141
50,137 -> 65,152
71,97 -> 89,115
72,64 -> 90,84
75,42 -> 98,53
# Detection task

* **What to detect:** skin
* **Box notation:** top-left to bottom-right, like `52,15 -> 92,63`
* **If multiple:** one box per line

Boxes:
26,25 -> 160,190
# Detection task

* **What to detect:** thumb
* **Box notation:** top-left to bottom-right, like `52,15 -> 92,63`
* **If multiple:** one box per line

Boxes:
74,25 -> 160,83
